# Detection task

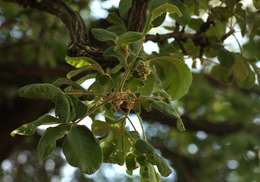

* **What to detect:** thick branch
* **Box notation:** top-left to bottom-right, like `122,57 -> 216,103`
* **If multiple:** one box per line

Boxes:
145,17 -> 235,58
127,0 -> 149,32
145,32 -> 193,42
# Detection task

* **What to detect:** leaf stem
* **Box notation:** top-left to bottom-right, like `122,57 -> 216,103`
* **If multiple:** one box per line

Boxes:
136,113 -> 147,141
126,115 -> 138,133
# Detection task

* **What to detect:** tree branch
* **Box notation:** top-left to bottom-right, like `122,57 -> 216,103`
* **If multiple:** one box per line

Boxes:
145,16 -> 235,58
7,0 -> 102,58
127,0 -> 149,32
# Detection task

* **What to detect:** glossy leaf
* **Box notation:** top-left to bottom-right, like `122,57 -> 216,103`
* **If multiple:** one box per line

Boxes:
65,56 -> 104,74
37,124 -> 69,161
63,125 -> 102,174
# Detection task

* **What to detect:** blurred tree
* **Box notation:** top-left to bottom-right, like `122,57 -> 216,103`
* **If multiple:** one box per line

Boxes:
0,0 -> 260,181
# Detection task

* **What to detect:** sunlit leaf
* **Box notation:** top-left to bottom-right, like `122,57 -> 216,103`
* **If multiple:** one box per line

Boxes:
65,56 -> 105,74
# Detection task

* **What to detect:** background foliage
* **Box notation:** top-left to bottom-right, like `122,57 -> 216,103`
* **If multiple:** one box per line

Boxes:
0,0 -> 260,181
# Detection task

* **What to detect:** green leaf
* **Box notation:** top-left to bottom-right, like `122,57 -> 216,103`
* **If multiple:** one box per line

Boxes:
232,57 -> 255,89
176,117 -> 186,132
91,28 -> 117,42
151,3 -> 182,22
151,99 -> 186,131
19,83 -> 62,101
149,154 -> 171,177
66,67 -> 95,80
111,63 -> 123,74
11,115 -> 60,137
135,139 -> 171,177
107,12 -> 125,26
253,0 -> 260,9
135,139 -> 155,154
37,124 -> 69,161
125,153 -> 137,171
65,56 -> 91,68
104,47 -> 125,64
151,100 -> 178,118
89,75 -> 112,96
150,56 -> 192,100
53,78 -> 86,91
145,3 -> 182,32
119,0 -> 133,18
217,48 -> 235,67
210,64 -> 232,84
91,120 -> 110,136
243,39 -> 260,60
68,96 -> 87,120
139,74 -> 156,96
63,125 -> 102,174
100,122 -> 127,165
65,56 -> 104,74
66,96 -> 76,122
55,94 -> 71,123
151,13 -> 166,28
140,163 -> 160,182
118,31 -> 144,45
